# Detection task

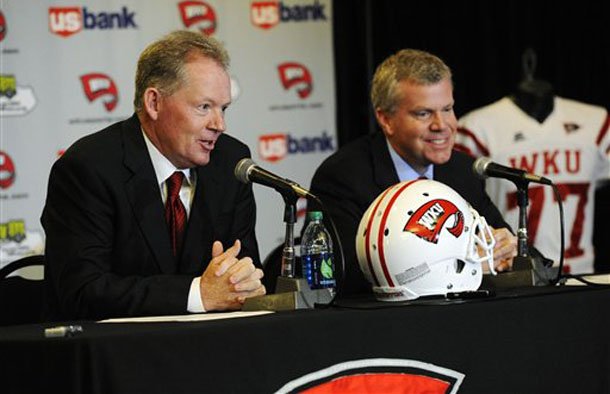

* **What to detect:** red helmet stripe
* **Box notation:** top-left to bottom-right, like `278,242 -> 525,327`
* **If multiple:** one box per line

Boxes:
364,186 -> 394,286
377,180 -> 418,287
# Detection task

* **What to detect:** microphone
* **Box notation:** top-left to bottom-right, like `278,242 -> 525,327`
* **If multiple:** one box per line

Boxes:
472,157 -> 552,185
234,158 -> 317,199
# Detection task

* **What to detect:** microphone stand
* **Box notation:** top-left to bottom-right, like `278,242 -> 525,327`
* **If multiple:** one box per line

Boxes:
242,191 -> 333,311
512,182 -> 533,269
485,180 -> 556,288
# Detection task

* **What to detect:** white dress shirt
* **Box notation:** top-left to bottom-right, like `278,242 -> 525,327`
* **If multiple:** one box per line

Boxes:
142,130 -> 205,313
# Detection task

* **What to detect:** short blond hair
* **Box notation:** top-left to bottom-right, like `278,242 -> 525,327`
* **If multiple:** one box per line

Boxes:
133,30 -> 230,111
371,49 -> 452,115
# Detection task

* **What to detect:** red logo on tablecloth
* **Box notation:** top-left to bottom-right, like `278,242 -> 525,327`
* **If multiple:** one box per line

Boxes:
275,358 -> 465,394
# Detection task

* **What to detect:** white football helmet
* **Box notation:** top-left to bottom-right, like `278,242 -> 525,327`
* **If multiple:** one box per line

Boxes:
356,179 -> 496,301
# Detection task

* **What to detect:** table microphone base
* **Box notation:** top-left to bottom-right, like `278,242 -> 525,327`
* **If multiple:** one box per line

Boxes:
482,256 -> 559,289
242,277 -> 334,311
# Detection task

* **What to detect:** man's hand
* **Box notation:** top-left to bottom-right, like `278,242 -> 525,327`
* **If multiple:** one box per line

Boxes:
199,240 -> 266,311
491,227 -> 517,272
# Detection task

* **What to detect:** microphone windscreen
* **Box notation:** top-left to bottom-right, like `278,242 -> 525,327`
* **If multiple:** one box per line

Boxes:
472,157 -> 492,178
235,158 -> 255,184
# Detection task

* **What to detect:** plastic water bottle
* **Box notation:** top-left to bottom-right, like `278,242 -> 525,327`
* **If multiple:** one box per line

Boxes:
301,211 -> 336,290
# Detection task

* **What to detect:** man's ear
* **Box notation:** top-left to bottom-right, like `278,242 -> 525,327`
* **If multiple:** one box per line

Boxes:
142,87 -> 162,121
375,108 -> 393,136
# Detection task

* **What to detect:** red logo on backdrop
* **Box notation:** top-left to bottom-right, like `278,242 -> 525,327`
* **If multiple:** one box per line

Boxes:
48,7 -> 83,37
404,199 -> 464,244
277,62 -> 313,99
0,11 -> 7,42
259,133 -> 287,162
251,1 -> 279,29
178,1 -> 217,35
0,151 -> 16,190
80,73 -> 119,112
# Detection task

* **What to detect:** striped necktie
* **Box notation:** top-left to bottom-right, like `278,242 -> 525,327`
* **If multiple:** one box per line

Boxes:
165,171 -> 187,257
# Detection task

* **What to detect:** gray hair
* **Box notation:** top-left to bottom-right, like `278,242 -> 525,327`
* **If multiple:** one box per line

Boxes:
371,49 -> 452,114
134,30 -> 230,111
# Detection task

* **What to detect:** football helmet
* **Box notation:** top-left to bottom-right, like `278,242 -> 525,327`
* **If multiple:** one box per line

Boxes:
356,179 -> 496,301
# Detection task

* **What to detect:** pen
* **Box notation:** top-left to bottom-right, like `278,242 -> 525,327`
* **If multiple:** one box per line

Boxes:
44,325 -> 83,338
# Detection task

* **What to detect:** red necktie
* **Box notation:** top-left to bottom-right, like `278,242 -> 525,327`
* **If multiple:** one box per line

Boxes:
165,172 -> 187,257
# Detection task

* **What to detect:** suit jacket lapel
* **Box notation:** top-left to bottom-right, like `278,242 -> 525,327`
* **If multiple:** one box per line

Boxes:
371,132 -> 400,191
121,115 -> 175,274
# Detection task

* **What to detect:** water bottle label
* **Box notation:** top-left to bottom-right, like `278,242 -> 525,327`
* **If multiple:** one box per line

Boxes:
302,252 -> 336,289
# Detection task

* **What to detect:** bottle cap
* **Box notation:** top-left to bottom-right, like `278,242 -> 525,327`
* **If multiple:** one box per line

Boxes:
307,211 -> 323,221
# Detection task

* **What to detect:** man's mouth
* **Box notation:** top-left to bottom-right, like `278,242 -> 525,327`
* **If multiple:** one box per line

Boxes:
425,137 -> 449,146
199,139 -> 216,150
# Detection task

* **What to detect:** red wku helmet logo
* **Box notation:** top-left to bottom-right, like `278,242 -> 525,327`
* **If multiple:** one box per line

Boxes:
178,1 -> 217,36
404,199 -> 464,244
277,62 -> 313,99
80,73 -> 118,112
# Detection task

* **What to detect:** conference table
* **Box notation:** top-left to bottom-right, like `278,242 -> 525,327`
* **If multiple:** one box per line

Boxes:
1,283 -> 609,394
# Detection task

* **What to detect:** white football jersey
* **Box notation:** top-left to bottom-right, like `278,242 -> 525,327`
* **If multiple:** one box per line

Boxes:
457,97 -> 610,274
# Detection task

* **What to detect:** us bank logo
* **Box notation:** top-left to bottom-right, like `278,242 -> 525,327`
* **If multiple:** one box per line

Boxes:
258,131 -> 334,162
48,6 -> 138,38
278,62 -> 312,99
250,0 -> 327,30
80,73 -> 119,112
178,1 -> 217,35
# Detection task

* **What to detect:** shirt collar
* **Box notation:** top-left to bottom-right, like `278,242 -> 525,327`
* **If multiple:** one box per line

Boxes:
141,129 -> 192,187
386,138 -> 434,181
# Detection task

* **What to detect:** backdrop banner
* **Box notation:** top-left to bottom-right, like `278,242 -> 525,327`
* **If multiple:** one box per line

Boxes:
0,0 -> 336,267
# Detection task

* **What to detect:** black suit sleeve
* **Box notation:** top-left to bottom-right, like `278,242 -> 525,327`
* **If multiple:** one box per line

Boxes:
42,150 -> 193,321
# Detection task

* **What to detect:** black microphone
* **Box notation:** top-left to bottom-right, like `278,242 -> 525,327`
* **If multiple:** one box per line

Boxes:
234,158 -> 317,199
473,157 -> 552,185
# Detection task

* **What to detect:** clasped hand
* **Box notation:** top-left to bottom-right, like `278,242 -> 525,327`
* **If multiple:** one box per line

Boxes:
200,240 -> 266,311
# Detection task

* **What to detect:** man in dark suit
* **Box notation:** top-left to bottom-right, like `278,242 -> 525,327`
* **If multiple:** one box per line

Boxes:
309,49 -> 517,295
42,31 -> 265,321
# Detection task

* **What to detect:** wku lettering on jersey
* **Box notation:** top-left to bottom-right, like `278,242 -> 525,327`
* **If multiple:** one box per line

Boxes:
509,149 -> 581,176
456,96 -> 610,274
